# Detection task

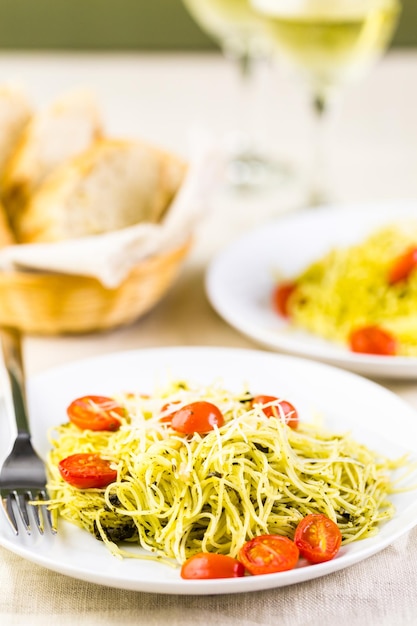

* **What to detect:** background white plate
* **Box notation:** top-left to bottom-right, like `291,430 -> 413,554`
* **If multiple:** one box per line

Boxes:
205,201 -> 417,379
1,347 -> 417,595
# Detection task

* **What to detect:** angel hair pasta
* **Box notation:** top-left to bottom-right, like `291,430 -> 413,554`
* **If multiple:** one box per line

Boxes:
44,380 -> 410,565
277,223 -> 417,356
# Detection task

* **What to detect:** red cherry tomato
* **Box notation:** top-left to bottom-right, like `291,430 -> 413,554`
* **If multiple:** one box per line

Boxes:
294,514 -> 342,564
67,395 -> 124,431
181,552 -> 246,579
238,534 -> 299,575
171,401 -> 224,434
252,395 -> 299,429
349,325 -> 397,356
388,246 -> 417,284
58,453 -> 117,489
272,282 -> 297,317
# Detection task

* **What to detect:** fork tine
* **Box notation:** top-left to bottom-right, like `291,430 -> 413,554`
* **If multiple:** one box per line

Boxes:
16,492 -> 31,534
2,490 -> 57,535
37,490 -> 57,534
29,490 -> 44,535
2,494 -> 19,535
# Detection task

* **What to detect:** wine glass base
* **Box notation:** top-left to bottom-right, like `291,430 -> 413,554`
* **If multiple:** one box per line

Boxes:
225,150 -> 293,191
307,187 -> 333,208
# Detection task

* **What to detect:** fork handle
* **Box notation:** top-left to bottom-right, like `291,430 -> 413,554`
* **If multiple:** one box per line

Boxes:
0,327 -> 30,436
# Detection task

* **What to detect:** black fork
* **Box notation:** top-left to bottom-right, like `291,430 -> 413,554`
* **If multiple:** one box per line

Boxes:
0,327 -> 55,535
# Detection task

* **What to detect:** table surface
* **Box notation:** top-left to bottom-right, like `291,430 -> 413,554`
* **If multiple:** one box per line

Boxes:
1,50 -> 417,626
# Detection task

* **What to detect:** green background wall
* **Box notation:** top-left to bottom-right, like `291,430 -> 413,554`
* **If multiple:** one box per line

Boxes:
0,0 -> 415,50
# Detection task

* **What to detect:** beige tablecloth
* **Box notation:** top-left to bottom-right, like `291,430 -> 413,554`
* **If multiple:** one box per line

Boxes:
1,529 -> 416,626
1,50 -> 417,626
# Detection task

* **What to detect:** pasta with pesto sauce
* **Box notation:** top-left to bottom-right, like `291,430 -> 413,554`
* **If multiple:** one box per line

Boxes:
44,380 -> 409,565
282,223 -> 417,355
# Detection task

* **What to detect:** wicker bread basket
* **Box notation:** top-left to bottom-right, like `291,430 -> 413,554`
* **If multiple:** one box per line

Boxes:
0,238 -> 191,335
0,119 -> 194,335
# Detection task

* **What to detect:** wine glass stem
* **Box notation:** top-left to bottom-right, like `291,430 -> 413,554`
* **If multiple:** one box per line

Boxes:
236,46 -> 253,81
225,44 -> 262,152
309,90 -> 332,207
221,43 -> 278,188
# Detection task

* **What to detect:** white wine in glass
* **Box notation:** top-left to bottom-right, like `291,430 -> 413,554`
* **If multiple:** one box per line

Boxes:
182,0 -> 291,189
250,0 -> 401,204
183,0 -> 262,50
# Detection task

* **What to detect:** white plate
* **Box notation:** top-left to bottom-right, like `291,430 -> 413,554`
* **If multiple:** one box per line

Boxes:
205,201 -> 417,379
1,347 -> 417,594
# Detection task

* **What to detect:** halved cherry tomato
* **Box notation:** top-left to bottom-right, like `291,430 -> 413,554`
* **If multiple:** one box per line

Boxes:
294,513 -> 342,564
252,395 -> 299,429
58,453 -> 117,489
171,401 -> 224,434
272,282 -> 297,318
67,395 -> 125,431
238,534 -> 299,575
349,325 -> 397,356
181,552 -> 246,579
388,246 -> 417,284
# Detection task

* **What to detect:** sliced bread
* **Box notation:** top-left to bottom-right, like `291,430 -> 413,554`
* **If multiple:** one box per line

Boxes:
15,137 -> 187,243
2,88 -> 102,226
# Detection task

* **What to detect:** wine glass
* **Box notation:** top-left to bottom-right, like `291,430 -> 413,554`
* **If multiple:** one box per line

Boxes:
182,0 -> 292,190
250,0 -> 401,205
